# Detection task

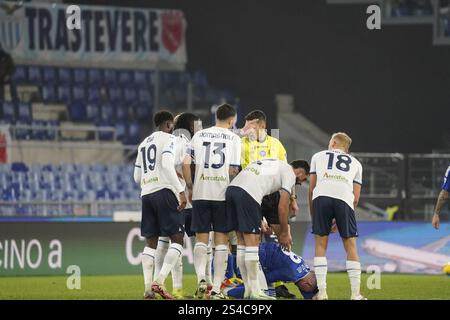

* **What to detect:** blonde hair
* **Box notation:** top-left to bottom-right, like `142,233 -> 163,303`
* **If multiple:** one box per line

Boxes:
331,132 -> 352,151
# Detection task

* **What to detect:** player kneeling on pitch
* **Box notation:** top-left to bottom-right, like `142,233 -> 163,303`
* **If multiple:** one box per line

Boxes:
226,158 -> 307,299
309,132 -> 366,300
223,242 -> 318,299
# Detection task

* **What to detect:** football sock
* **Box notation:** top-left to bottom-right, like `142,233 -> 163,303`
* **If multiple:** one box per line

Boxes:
155,243 -> 183,285
236,245 -> 247,284
245,246 -> 260,295
154,237 -> 169,279
141,247 -> 155,292
257,262 -> 268,290
225,254 -> 234,279
205,244 -> 213,284
212,244 -> 229,293
194,242 -> 208,283
171,254 -> 183,290
314,256 -> 328,293
346,260 -> 361,297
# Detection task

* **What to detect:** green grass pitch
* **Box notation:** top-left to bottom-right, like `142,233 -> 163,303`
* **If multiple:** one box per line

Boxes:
0,273 -> 449,300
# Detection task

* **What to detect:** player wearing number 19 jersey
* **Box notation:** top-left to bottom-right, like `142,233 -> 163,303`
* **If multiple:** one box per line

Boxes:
309,132 -> 366,300
134,111 -> 187,300
183,104 -> 241,300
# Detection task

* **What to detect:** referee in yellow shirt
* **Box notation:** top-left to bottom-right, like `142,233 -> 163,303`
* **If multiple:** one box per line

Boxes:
240,110 -> 298,299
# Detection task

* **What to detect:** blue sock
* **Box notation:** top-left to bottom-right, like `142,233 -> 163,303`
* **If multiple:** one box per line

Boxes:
225,254 -> 234,279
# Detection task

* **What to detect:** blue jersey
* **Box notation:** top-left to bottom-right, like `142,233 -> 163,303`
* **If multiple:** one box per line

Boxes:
259,242 -> 310,284
442,166 -> 450,192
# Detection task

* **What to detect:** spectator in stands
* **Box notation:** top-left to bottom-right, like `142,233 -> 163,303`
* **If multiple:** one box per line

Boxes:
0,45 -> 17,101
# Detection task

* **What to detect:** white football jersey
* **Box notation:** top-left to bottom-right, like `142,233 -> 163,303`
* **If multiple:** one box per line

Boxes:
187,126 -> 241,201
230,159 -> 296,204
310,149 -> 363,209
135,131 -> 184,197
174,133 -> 192,209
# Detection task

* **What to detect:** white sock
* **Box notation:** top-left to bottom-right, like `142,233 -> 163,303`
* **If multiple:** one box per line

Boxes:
194,242 -> 208,283
205,245 -> 213,285
142,247 -> 156,291
244,246 -> 260,295
314,256 -> 328,294
236,245 -> 247,283
346,260 -> 361,298
155,243 -> 183,285
212,244 -> 229,293
154,237 -> 169,280
257,262 -> 268,290
171,255 -> 183,290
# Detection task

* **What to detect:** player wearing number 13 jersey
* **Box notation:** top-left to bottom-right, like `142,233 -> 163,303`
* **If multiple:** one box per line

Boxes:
183,103 -> 241,300
309,132 -> 366,301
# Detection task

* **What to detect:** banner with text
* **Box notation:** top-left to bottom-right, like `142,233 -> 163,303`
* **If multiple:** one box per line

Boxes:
0,3 -> 187,69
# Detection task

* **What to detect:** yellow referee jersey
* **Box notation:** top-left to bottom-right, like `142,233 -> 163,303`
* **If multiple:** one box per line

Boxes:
241,135 -> 287,169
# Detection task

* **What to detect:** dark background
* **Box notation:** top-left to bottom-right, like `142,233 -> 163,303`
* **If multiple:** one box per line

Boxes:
72,0 -> 450,153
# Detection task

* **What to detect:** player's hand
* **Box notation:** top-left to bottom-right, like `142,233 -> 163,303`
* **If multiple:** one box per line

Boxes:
261,220 -> 272,235
278,230 -> 292,251
178,192 -> 187,211
186,186 -> 193,205
330,219 -> 338,233
240,119 -> 258,137
432,214 -> 440,229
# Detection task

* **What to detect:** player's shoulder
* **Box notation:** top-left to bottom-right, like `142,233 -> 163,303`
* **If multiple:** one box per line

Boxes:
312,149 -> 328,158
349,153 -> 362,168
267,135 -> 284,146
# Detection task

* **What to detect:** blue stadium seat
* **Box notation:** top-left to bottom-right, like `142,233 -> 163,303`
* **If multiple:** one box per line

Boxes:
15,120 -> 31,140
46,120 -> 59,140
123,87 -> 137,104
103,69 -> 117,85
88,69 -> 103,85
17,102 -> 32,122
133,70 -> 149,87
42,67 -> 57,84
107,85 -> 123,103
11,162 -> 28,172
115,104 -> 128,120
100,103 -> 114,123
28,66 -> 42,83
72,86 -> 86,102
135,102 -> 151,120
87,86 -> 101,102
12,65 -> 27,84
115,122 -> 127,142
118,70 -> 132,86
41,84 -> 57,103
57,68 -> 72,84
31,120 -> 48,140
138,88 -> 152,103
192,70 -> 208,87
0,101 -> 16,122
57,85 -> 71,104
73,68 -> 88,84
96,121 -> 114,141
68,101 -> 87,122
127,122 -> 140,145
86,103 -> 101,122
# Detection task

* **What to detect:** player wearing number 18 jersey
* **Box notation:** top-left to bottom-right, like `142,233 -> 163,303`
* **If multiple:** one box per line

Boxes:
309,132 -> 366,300
183,103 -> 241,300
134,111 -> 187,300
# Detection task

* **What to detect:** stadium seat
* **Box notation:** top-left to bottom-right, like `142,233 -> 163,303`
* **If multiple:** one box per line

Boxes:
133,70 -> 149,87
57,68 -> 72,84
73,68 -> 88,84
100,103 -> 114,123
0,101 -> 16,122
68,101 -> 87,122
41,84 -> 57,103
46,120 -> 59,140
135,102 -> 151,120
14,120 -> 31,140
86,103 -> 101,122
107,85 -> 123,103
103,69 -> 117,85
42,67 -> 57,84
123,87 -> 138,104
11,162 -> 28,172
115,104 -> 129,120
28,66 -> 42,84
72,86 -> 86,102
138,88 -> 152,103
118,70 -> 132,86
31,120 -> 48,140
87,86 -> 102,102
88,69 -> 103,85
12,66 -> 27,84
114,122 -> 127,142
17,102 -> 32,122
127,122 -> 140,145
57,85 -> 71,104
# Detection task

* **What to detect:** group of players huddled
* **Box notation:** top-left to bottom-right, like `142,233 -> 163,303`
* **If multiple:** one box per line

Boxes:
134,104 -> 367,300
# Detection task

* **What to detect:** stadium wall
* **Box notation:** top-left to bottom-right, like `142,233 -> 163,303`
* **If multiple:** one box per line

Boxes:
0,221 -> 448,276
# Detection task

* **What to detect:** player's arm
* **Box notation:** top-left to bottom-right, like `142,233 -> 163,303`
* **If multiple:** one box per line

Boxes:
432,190 -> 449,229
353,183 -> 361,208
278,189 -> 293,250
229,136 -> 242,180
182,153 -> 194,203
308,174 -> 317,219
162,141 -> 186,210
133,147 -> 142,184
